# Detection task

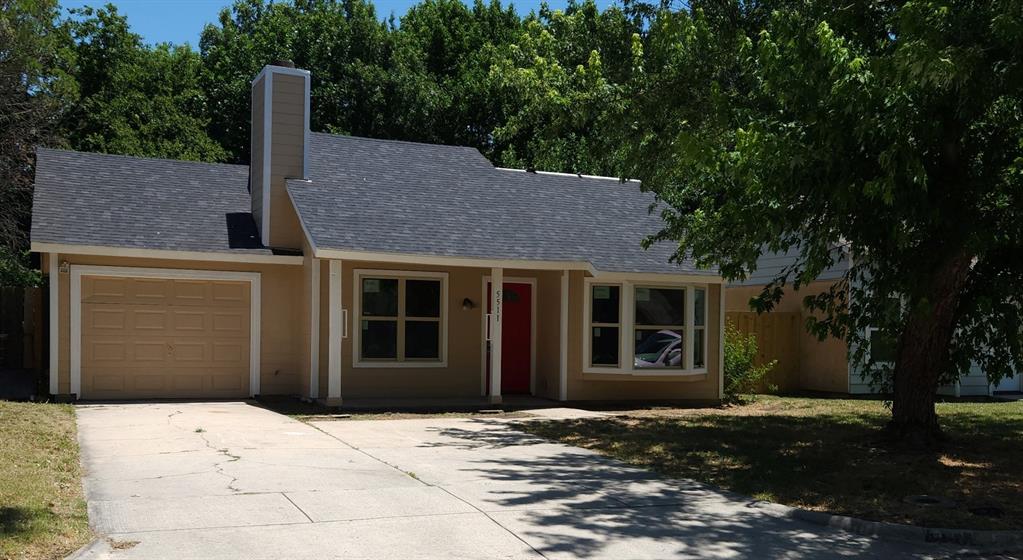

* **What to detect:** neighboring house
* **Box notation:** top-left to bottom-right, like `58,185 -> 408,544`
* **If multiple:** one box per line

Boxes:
726,248 -> 997,397
30,63 -> 725,404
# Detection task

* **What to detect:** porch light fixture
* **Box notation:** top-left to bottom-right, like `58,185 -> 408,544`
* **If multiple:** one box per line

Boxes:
59,261 -> 70,274
462,297 -> 475,310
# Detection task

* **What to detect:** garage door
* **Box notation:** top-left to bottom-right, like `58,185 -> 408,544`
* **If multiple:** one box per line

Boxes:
80,275 -> 251,399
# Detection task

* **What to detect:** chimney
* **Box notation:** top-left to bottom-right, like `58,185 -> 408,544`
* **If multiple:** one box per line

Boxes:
250,62 -> 310,249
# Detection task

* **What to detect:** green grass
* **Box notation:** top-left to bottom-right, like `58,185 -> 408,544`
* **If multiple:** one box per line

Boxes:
0,402 -> 91,559
518,395 -> 1023,530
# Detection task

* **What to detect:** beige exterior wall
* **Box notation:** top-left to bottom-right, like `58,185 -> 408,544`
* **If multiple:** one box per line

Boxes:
48,253 -> 304,397
726,280 -> 850,393
532,270 -> 563,400
565,272 -> 723,401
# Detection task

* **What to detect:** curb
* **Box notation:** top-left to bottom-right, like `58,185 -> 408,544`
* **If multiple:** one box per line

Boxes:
750,500 -> 1023,551
64,538 -> 112,560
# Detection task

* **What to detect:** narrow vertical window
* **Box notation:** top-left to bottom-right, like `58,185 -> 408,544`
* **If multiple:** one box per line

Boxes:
693,288 -> 706,368
590,285 -> 620,366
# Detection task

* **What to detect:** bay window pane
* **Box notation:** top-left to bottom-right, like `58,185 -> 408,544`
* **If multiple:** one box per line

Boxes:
634,329 -> 682,369
406,280 -> 441,317
635,287 -> 684,326
405,321 -> 440,359
694,289 -> 706,327
362,278 -> 398,316
694,329 -> 705,368
361,320 -> 397,359
591,326 -> 619,366
591,285 -> 620,324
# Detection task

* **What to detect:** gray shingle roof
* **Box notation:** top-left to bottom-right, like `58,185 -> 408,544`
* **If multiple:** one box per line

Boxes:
288,133 -> 713,275
31,148 -> 272,255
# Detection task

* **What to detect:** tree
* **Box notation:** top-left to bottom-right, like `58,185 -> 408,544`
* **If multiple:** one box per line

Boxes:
623,1 -> 1023,444
0,0 -> 68,285
58,5 -> 226,162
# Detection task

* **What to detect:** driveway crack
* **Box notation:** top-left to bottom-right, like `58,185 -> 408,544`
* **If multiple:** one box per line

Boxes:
282,493 -> 315,523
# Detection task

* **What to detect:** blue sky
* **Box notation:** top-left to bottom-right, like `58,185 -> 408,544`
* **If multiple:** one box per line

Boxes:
59,0 -> 616,47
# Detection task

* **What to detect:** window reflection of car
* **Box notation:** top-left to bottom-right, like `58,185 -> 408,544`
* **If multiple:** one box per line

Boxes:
634,330 -> 682,368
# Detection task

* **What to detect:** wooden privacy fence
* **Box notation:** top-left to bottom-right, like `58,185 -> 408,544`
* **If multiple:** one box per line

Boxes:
725,311 -> 801,392
0,286 -> 44,371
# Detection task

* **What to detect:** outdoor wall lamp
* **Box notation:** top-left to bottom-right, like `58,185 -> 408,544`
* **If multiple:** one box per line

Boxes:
59,260 -> 70,274
462,298 -> 476,310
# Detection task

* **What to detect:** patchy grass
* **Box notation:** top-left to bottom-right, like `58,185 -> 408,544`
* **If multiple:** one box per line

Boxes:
518,395 -> 1023,530
0,401 -> 91,559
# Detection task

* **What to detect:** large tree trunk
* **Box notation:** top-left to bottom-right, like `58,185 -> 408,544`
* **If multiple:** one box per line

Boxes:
887,250 -> 973,446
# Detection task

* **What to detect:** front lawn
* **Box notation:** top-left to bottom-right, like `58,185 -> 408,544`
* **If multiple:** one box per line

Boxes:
518,395 -> 1023,530
0,402 -> 91,559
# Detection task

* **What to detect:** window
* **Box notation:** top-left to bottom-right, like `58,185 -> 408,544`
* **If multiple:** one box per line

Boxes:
356,271 -> 446,366
868,327 -> 896,363
585,279 -> 711,374
633,287 -> 684,369
693,288 -> 706,368
590,285 -> 620,366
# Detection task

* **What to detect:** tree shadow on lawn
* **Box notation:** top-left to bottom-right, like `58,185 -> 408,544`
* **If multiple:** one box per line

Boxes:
0,505 -> 52,542
425,423 -> 946,559
517,406 -> 1023,531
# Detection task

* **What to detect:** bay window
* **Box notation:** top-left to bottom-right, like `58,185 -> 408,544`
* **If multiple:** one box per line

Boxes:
585,279 -> 709,374
355,270 -> 447,367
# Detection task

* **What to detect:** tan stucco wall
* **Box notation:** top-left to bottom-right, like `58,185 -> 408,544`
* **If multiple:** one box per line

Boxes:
565,272 -> 723,401
49,253 -> 304,397
531,270 -> 562,400
726,280 -> 850,393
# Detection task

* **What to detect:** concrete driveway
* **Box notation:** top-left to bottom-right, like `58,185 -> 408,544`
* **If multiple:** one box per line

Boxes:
74,402 -> 957,559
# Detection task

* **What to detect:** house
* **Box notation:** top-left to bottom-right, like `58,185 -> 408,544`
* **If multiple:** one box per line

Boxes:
30,63 -> 725,404
725,248 -> 998,397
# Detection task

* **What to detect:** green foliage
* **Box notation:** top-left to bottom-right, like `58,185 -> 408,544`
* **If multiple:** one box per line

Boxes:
623,1 -> 1023,397
58,5 -> 227,161
0,247 -> 41,288
723,322 -> 775,402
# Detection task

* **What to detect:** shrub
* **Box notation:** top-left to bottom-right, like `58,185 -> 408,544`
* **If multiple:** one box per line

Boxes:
723,322 -> 776,402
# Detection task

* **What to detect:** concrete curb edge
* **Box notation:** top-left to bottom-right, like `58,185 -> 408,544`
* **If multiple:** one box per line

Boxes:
751,500 -> 1023,551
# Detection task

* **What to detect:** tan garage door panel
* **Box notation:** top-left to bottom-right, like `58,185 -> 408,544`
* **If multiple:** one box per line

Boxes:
81,276 -> 251,399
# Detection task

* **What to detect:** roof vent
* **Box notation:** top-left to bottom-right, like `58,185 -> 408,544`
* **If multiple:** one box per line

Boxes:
273,59 -> 296,68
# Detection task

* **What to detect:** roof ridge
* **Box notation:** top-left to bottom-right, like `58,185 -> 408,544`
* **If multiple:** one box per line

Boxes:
309,131 -> 486,155
36,147 -> 248,170
495,167 -> 640,184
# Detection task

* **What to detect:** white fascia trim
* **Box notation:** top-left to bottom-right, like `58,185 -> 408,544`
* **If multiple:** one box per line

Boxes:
316,248 -> 597,274
352,268 -> 449,369
261,71 -> 272,247
69,265 -> 263,398
48,253 -> 59,395
495,167 -> 641,184
309,258 -> 321,400
591,271 -> 726,284
251,64 -> 311,86
31,242 -> 303,265
581,276 -> 712,377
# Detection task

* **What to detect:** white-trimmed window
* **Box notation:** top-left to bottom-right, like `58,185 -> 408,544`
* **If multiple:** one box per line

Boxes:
866,327 -> 896,363
354,270 -> 447,367
584,279 -> 709,375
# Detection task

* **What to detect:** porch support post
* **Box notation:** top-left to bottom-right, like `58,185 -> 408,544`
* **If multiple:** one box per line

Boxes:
559,270 -> 568,401
48,253 -> 58,396
327,259 -> 343,405
489,267 -> 503,404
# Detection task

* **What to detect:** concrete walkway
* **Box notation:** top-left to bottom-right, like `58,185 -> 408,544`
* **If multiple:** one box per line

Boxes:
74,402 -> 960,559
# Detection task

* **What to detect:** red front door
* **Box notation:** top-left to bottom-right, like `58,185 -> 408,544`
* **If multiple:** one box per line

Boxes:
487,282 -> 532,394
